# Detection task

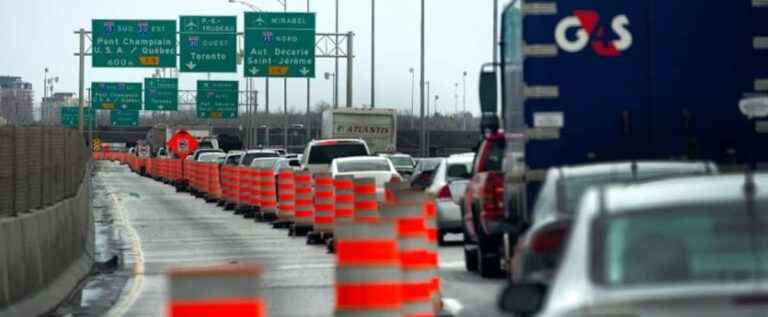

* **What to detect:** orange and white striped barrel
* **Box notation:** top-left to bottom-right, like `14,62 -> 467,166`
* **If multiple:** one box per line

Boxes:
276,169 -> 296,224
354,178 -> 379,223
382,189 -> 436,317
233,166 -> 244,205
201,163 -> 212,194
423,199 -> 441,310
334,176 -> 355,225
335,221 -> 402,317
221,166 -> 233,204
260,169 -> 278,220
168,263 -> 267,317
313,173 -> 335,235
239,167 -> 255,210
252,168 -> 264,212
209,164 -> 223,201
293,170 -> 314,234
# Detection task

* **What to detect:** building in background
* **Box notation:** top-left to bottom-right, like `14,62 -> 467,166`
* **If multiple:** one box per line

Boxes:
0,76 -> 34,125
42,92 -> 77,124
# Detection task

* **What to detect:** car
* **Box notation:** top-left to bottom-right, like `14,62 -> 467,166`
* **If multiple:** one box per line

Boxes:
239,150 -> 280,167
191,148 -> 224,161
197,152 -> 226,163
330,156 -> 401,200
499,173 -> 768,317
302,139 -> 371,174
409,157 -> 444,190
424,154 -> 474,244
510,161 -> 718,285
197,136 -> 220,150
461,130 -> 506,277
223,151 -> 245,166
381,153 -> 416,177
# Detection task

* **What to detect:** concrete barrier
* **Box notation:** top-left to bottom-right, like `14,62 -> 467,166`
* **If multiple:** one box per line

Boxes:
0,171 -> 92,316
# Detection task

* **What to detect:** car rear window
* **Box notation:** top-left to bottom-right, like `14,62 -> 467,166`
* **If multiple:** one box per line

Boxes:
337,160 -> 390,173
194,149 -> 223,160
593,205 -> 768,286
390,156 -> 414,167
225,155 -> 242,165
242,152 -> 279,166
446,162 -> 473,180
309,143 -> 369,165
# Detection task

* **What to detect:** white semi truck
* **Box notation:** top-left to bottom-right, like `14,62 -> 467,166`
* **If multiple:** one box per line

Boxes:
321,108 -> 397,154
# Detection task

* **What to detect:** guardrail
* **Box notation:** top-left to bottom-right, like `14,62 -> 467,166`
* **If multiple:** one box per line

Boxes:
0,127 -> 90,218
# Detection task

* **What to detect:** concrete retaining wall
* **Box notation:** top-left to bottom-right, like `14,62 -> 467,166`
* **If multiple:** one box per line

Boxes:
0,172 -> 93,316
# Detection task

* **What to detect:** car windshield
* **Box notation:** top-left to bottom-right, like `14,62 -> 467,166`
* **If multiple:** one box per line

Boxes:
389,156 -> 414,167
337,160 -> 390,173
446,162 -> 473,181
593,204 -> 768,286
308,143 -> 368,165
242,152 -> 279,166
417,159 -> 442,172
194,149 -> 222,160
198,154 -> 224,162
225,155 -> 242,165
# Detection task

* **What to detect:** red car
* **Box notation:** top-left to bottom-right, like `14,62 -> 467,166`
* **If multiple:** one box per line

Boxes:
461,130 -> 506,278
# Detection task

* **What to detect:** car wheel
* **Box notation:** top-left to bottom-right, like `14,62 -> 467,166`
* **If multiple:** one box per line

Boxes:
463,230 -> 478,272
477,242 -> 502,278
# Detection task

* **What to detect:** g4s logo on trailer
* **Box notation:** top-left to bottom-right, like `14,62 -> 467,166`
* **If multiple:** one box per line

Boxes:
555,10 -> 633,57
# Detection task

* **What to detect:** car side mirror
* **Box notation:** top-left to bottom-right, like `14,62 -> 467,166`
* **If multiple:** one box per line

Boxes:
498,283 -> 547,316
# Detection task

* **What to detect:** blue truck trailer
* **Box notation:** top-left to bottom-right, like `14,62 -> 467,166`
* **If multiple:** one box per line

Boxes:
475,0 -> 768,274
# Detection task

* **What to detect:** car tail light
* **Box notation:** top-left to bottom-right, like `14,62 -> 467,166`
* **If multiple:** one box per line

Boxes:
318,140 -> 339,146
531,227 -> 568,253
481,172 -> 505,222
389,175 -> 402,183
437,185 -> 452,200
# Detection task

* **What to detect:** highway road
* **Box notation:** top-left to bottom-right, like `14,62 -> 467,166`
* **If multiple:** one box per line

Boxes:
53,161 -> 507,317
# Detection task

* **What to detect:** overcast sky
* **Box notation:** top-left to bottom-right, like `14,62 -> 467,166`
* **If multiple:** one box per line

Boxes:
0,0 -> 511,116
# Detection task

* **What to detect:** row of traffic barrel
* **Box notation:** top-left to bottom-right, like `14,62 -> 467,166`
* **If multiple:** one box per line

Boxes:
94,154 -> 445,317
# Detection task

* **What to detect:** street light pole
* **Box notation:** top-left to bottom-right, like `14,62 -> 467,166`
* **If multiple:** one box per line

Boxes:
283,0 -> 289,151
306,0 -> 311,143
409,68 -> 415,129
419,0 -> 426,157
371,0 -> 375,108
462,71 -> 467,130
334,0 -> 340,109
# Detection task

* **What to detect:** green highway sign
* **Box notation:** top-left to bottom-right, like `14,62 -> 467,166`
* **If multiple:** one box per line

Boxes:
110,110 -> 140,127
91,82 -> 143,110
197,80 -> 239,119
92,20 -> 177,68
144,78 -> 178,111
60,106 -> 94,128
180,16 -> 237,73
244,12 -> 316,78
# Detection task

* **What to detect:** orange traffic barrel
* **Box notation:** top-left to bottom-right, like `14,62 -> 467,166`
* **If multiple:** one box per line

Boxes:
310,172 -> 335,244
276,169 -> 296,226
381,189 -> 436,317
209,164 -> 223,201
168,263 -> 267,317
260,169 -> 278,221
293,170 -> 314,236
354,178 -> 379,223
334,176 -> 355,225
238,167 -> 256,214
423,199 -> 441,310
335,221 -> 402,316
201,162 -> 212,195
233,166 -> 244,206
222,166 -> 233,205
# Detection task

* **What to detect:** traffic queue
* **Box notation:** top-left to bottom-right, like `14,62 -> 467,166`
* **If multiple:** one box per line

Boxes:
92,134 -> 450,317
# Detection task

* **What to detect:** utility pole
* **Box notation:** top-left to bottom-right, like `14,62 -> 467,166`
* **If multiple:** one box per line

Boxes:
371,0 -> 375,108
283,0 -> 289,151
78,28 -> 85,135
420,0 -> 426,157
462,71 -> 467,130
306,0 -> 312,142
409,68 -> 415,129
493,0 -> 498,65
334,0 -> 340,109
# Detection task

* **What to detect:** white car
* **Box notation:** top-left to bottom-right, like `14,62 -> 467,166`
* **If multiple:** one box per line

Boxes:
197,152 -> 226,163
302,139 -> 371,173
425,154 -> 474,244
330,156 -> 401,200
499,173 -> 768,317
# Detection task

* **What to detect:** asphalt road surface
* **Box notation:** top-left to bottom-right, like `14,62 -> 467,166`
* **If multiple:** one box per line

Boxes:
56,161 -> 507,317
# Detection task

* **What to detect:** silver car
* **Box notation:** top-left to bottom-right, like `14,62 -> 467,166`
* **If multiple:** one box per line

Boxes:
499,173 -> 768,317
425,154 -> 474,245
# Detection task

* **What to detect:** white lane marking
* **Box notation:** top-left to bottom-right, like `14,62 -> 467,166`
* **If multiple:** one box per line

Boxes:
103,178 -> 146,317
442,297 -> 464,315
